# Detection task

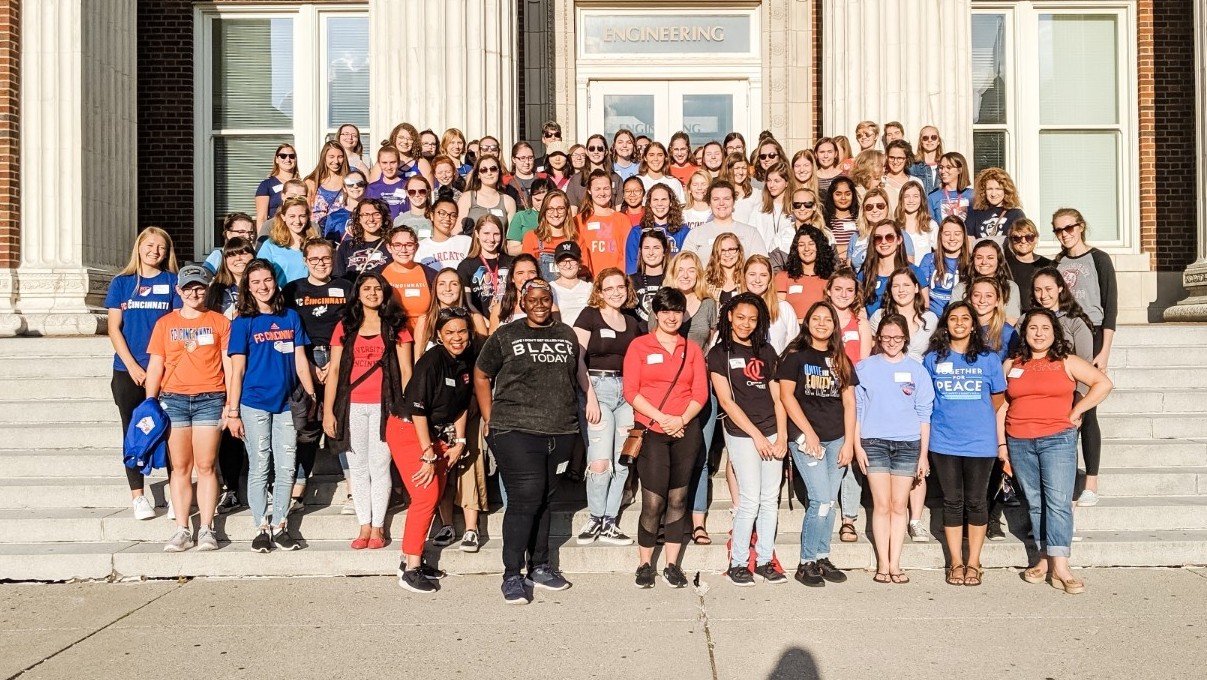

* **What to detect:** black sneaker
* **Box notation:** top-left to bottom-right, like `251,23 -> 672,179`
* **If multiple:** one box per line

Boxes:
987,523 -> 1006,541
576,516 -> 603,545
755,562 -> 788,584
662,563 -> 688,588
795,562 -> 825,587
816,558 -> 848,584
598,521 -> 633,546
251,530 -> 272,553
398,567 -> 437,593
272,528 -> 301,551
502,575 -> 530,605
528,563 -> 571,591
726,565 -> 755,587
417,563 -> 447,580
635,562 -> 656,589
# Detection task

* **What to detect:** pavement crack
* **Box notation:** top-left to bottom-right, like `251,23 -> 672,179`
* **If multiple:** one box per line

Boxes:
696,581 -> 719,680
5,584 -> 183,680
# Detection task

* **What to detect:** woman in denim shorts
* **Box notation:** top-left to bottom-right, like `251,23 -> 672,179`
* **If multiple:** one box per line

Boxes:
145,264 -> 232,553
853,314 -> 934,584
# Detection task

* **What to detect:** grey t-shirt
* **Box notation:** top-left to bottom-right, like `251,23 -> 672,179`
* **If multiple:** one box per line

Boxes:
1057,251 -> 1105,327
475,320 -> 580,435
951,279 -> 1022,321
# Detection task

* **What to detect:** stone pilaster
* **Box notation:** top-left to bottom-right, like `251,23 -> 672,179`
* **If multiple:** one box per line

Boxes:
1165,0 -> 1207,321
369,0 -> 518,149
0,0 -> 137,336
820,0 -> 973,155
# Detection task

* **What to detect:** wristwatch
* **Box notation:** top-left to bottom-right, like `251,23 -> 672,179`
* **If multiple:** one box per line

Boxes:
453,437 -> 467,445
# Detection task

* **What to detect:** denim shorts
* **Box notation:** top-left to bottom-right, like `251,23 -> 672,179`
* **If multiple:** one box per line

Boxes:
160,391 -> 226,428
861,438 -> 921,477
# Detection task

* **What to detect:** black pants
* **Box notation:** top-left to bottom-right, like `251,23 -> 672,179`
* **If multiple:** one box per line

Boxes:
291,382 -> 326,493
1079,327 -> 1105,476
986,457 -> 1006,526
930,452 -> 995,527
490,430 -> 575,580
218,430 -> 246,497
635,423 -> 703,549
111,369 -> 149,491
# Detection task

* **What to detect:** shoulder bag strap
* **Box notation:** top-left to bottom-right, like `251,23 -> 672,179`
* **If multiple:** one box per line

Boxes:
653,340 -> 689,412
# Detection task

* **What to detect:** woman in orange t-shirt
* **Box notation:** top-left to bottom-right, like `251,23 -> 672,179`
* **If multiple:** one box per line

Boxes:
575,170 -> 631,275
521,188 -> 593,281
382,224 -> 439,345
145,264 -> 232,553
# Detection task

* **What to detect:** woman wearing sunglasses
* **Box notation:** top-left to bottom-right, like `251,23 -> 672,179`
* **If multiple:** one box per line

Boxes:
908,126 -> 944,196
1003,219 -> 1052,312
394,175 -> 436,237
458,154 -> 518,233
322,171 -> 367,243
256,144 -> 300,228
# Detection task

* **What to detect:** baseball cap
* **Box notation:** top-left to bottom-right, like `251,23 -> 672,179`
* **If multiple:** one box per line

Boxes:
178,264 -> 213,289
544,141 -> 569,157
554,241 -> 581,262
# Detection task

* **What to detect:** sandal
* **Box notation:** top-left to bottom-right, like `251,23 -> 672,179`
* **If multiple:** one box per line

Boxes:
946,565 -> 966,586
889,572 -> 910,584
1022,564 -> 1049,584
691,526 -> 712,545
839,522 -> 858,543
963,566 -> 983,587
1050,574 -> 1086,594
873,572 -> 891,584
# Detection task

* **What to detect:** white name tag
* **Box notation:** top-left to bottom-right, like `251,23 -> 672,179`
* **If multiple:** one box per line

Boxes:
893,372 -> 912,383
555,461 -> 569,475
153,284 -> 169,294
444,377 -> 456,387
788,285 -> 804,294
599,329 -> 616,339
272,184 -> 283,194
1008,367 -> 1024,378
196,332 -> 215,346
275,341 -> 294,354
490,208 -> 505,217
646,353 -> 664,365
588,221 -> 601,231
404,288 -> 421,297
728,357 -> 746,369
936,362 -> 954,375
842,330 -> 859,343
328,288 -> 345,297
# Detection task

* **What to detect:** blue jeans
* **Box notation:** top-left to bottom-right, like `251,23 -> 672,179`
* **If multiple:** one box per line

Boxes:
689,390 -> 717,515
726,432 -> 781,567
840,463 -> 862,521
584,376 -> 633,520
1008,427 -> 1079,558
241,405 -> 297,528
790,437 -> 845,562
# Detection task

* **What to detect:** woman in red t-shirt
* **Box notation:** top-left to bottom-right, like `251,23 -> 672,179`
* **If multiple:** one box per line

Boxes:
323,271 -> 414,549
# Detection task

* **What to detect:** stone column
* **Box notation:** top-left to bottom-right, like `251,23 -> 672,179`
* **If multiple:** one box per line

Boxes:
0,0 -> 138,336
1166,0 -> 1207,321
370,0 -> 518,150
821,0 -> 973,155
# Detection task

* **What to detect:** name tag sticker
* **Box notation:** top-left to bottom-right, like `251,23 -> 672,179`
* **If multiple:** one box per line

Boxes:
444,377 -> 456,387
404,288 -> 421,297
490,208 -> 505,217
1008,367 -> 1024,378
728,358 -> 746,369
599,329 -> 616,339
152,284 -> 169,294
587,221 -> 602,231
196,332 -> 215,346
646,353 -> 664,365
555,461 -> 569,475
893,372 -> 912,383
275,341 -> 294,354
936,362 -> 954,375
272,184 -> 283,193
788,285 -> 804,294
842,330 -> 859,343
328,288 -> 346,297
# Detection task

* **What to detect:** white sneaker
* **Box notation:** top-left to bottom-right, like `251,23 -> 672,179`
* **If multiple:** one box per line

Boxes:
907,520 -> 931,542
195,526 -> 219,552
341,494 -> 356,516
166,497 -> 175,521
132,495 -> 155,521
163,527 -> 193,552
1078,490 -> 1100,507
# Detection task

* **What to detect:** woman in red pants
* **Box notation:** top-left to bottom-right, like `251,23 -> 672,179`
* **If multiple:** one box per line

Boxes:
389,307 -> 475,593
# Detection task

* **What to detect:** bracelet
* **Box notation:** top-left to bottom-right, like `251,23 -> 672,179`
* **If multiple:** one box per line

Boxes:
453,437 -> 466,445
420,455 -> 438,464
998,443 -> 1007,448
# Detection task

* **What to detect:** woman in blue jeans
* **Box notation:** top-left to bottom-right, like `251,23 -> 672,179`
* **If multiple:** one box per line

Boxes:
574,268 -> 643,546
227,259 -> 317,553
854,313 -> 934,584
708,293 -> 787,586
778,301 -> 856,587
1000,308 -> 1112,594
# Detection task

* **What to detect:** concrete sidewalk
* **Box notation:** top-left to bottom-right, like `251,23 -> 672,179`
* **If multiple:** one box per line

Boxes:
3,568 -> 1206,679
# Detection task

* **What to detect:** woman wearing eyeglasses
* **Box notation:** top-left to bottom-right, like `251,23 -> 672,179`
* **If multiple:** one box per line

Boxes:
336,124 -> 370,177
256,144 -> 300,228
1003,219 -> 1052,312
909,126 -> 944,195
335,198 -> 392,281
204,213 -> 257,274
458,155 -> 518,234
927,152 -> 973,223
966,168 -> 1026,247
882,141 -> 920,215
704,233 -> 745,309
257,196 -> 320,285
415,194 -> 471,272
374,123 -> 433,185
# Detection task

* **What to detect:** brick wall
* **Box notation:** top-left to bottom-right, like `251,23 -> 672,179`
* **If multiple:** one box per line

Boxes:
138,0 -> 195,258
0,0 -> 19,268
1143,0 -> 1198,271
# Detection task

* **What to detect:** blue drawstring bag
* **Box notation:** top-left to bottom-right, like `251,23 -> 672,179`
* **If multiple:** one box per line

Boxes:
123,398 -> 170,476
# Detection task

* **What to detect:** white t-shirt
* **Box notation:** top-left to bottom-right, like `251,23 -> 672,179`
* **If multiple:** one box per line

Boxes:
904,223 -> 939,265
748,204 -> 794,255
683,207 -> 713,230
415,235 -> 471,271
768,300 -> 799,354
681,221 -> 769,266
639,175 -> 686,203
552,278 -> 593,327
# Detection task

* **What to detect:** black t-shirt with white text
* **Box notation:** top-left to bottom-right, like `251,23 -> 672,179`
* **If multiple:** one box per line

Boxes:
284,277 -> 353,347
706,342 -> 780,438
775,345 -> 857,442
458,253 -> 513,316
401,344 -> 474,432
476,320 -> 580,435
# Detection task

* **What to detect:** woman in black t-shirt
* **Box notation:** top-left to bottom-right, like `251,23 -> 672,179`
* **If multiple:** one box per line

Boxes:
458,214 -> 512,320
573,268 -> 644,546
777,300 -> 857,587
630,229 -> 668,323
707,293 -> 787,586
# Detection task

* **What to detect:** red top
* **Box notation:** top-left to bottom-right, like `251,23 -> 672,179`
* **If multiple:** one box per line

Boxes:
332,321 -> 413,404
1005,357 -> 1076,439
774,272 -> 827,321
839,313 -> 862,366
623,333 -> 708,434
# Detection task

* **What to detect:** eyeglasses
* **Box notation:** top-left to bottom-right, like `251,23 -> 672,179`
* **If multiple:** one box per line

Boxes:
856,133 -> 875,140
306,256 -> 333,265
514,155 -> 534,162
719,246 -> 740,254
479,166 -> 500,173
864,202 -> 888,211
434,209 -> 457,219
391,241 -> 418,250
277,153 -> 296,160
873,233 -> 898,244
358,212 -> 382,221
587,145 -> 606,152
879,335 -> 906,343
180,287 -> 207,297
227,229 -> 255,238
922,135 -> 939,142
407,189 -> 429,196
623,188 -> 644,195
546,206 -> 568,213
344,179 -> 367,188
758,152 -> 779,160
542,131 -> 559,139
1052,223 -> 1081,235
887,155 -> 907,162
792,201 -> 815,210
1010,233 -> 1037,243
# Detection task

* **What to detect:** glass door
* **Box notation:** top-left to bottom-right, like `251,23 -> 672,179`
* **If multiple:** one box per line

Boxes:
587,80 -> 748,144
670,81 -> 747,146
588,81 -> 664,140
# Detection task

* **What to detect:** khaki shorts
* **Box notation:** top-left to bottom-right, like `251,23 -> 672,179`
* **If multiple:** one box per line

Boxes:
448,417 -> 488,512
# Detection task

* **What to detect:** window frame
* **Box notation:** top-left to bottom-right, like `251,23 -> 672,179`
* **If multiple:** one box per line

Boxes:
193,3 -> 369,259
971,1 -> 1138,253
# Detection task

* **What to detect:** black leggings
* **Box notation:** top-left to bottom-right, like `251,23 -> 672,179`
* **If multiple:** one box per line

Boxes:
490,430 -> 575,580
217,430 -> 246,495
635,423 -> 702,549
111,369 -> 149,492
1079,327 -> 1105,476
930,452 -> 995,527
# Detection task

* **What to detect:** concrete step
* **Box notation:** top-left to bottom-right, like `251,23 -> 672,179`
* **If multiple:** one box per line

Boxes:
1072,496 -> 1207,532
0,336 -> 111,358
3,529 -> 1206,582
1100,439 -> 1207,467
1106,367 -> 1207,389
1111,346 -> 1207,367
0,448 -> 346,478
15,377 -> 114,400
1099,414 -> 1207,440
1097,390 -> 1207,416
1097,467 -> 1207,497
0,476 -> 169,509
0,422 -> 121,450
0,355 -> 110,379
0,400 -> 116,424
1112,324 -> 1207,347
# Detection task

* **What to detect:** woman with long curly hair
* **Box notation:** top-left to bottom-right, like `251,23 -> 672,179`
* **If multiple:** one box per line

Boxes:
966,167 -> 1026,244
775,225 -> 836,324
623,183 -> 689,273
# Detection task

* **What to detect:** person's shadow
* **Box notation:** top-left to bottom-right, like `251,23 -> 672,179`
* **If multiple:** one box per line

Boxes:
767,647 -> 821,680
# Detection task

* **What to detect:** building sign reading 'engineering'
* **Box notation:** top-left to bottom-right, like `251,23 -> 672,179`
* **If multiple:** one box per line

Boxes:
581,14 -> 752,55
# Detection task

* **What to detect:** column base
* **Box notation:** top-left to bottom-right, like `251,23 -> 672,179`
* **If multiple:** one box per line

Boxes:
0,267 -> 112,337
1163,261 -> 1207,322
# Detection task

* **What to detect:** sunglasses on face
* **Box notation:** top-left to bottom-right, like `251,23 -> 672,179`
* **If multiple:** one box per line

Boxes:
758,152 -> 779,160
277,153 -> 296,160
407,189 -> 428,196
479,166 -> 500,173
792,201 -> 815,209
480,145 -> 500,153
873,233 -> 898,244
1053,223 -> 1080,235
344,179 -> 367,188
587,145 -> 606,152
542,131 -> 559,139
922,135 -> 939,142
1010,233 -> 1037,243
864,202 -> 887,211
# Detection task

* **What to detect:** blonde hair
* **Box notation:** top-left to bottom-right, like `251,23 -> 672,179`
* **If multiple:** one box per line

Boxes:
855,187 -> 892,239
268,196 -> 319,247
856,120 -> 881,138
850,150 -> 886,190
973,167 -> 1022,210
119,226 -> 178,276
741,254 -> 781,324
704,232 -> 744,297
969,276 -> 1007,352
667,250 -> 710,301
